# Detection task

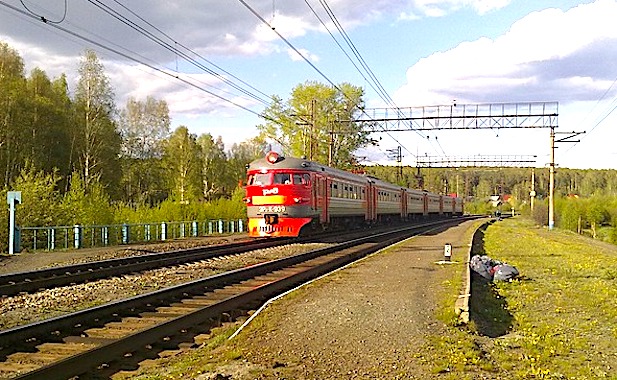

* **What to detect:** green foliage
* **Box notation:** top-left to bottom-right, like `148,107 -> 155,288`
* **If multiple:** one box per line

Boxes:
420,218 -> 617,378
555,197 -> 583,232
61,173 -> 114,225
0,166 -> 62,252
119,96 -> 170,205
74,49 -> 121,197
162,126 -> 202,204
257,81 -> 367,168
112,188 -> 246,224
11,165 -> 62,227
462,200 -> 495,215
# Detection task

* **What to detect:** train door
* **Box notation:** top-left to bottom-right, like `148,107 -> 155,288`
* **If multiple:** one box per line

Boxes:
423,192 -> 428,216
316,175 -> 329,223
401,189 -> 407,219
311,173 -> 318,211
439,195 -> 444,215
366,182 -> 377,222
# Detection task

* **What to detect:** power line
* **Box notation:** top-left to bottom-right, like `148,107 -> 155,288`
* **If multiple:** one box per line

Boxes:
20,0 -> 67,24
306,0 -> 431,158
109,0 -> 274,104
86,0 -> 272,106
566,75 -> 617,152
237,0 -> 344,93
0,0 -> 264,117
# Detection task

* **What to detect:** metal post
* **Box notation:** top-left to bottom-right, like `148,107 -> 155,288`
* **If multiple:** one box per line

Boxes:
7,191 -> 21,255
549,127 -> 555,230
122,224 -> 130,244
8,201 -> 15,255
161,222 -> 167,241
73,225 -> 82,249
192,221 -> 198,237
310,99 -> 316,161
102,227 -> 109,246
50,228 -> 55,250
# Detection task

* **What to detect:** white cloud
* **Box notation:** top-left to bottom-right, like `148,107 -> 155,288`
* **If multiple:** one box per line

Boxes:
287,47 -> 319,63
395,1 -> 617,106
411,0 -> 512,18
390,1 -> 617,169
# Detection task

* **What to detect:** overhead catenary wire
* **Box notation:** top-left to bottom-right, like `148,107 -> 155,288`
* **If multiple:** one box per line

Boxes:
238,0 -> 426,160
237,0 -> 343,94
86,0 -> 272,106
0,0 -> 265,118
20,0 -> 67,24
565,75 -> 617,153
306,0 -> 435,159
108,0 -> 274,105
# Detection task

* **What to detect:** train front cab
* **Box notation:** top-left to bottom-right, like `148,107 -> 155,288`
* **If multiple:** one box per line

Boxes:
245,155 -> 316,237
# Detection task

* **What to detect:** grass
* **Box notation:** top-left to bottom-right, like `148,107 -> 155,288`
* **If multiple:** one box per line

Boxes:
422,217 -> 617,379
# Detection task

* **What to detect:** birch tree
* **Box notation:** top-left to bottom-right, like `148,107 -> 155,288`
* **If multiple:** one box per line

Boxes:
257,81 -> 368,168
197,133 -> 227,201
119,96 -> 170,203
162,126 -> 201,204
74,49 -> 120,194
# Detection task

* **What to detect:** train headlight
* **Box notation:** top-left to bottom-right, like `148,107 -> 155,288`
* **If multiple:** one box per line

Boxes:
266,151 -> 280,164
293,197 -> 302,203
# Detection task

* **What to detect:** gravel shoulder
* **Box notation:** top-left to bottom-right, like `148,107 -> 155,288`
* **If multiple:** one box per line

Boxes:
189,220 -> 480,380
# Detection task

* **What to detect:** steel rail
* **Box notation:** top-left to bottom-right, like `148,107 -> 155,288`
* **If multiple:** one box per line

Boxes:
0,237 -> 296,297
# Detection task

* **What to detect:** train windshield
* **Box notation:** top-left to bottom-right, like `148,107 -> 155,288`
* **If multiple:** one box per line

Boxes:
249,172 -> 310,186
273,173 -> 292,184
249,173 -> 271,186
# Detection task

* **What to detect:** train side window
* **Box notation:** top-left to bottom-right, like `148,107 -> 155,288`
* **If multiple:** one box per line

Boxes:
303,174 -> 311,185
293,174 -> 303,185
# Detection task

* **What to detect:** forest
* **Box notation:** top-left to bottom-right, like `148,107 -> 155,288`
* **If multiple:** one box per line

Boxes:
2,40 -> 617,252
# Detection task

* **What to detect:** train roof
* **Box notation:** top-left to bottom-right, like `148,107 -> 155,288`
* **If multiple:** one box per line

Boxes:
247,152 -> 456,197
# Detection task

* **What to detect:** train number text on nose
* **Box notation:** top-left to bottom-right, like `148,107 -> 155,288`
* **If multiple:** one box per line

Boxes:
258,205 -> 286,213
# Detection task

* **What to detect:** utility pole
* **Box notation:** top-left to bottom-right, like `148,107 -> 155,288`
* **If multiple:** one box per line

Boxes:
530,168 -> 535,212
291,98 -> 317,160
387,146 -> 403,183
549,127 -> 555,230
549,129 -> 584,230
328,120 -> 334,166
310,99 -> 316,161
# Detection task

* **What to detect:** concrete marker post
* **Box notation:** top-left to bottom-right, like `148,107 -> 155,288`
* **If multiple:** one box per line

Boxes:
444,242 -> 452,261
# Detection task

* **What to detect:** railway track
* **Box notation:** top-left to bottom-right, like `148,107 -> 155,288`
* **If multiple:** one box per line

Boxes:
0,217 -> 472,379
0,237 -> 298,297
0,220 -> 448,297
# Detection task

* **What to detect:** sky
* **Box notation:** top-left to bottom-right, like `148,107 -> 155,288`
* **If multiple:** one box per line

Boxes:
0,0 -> 616,170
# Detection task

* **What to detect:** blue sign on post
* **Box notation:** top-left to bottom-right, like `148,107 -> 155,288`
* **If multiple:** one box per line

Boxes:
7,191 -> 22,255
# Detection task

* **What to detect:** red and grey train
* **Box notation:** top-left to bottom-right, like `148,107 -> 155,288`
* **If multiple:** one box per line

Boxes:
245,151 -> 464,238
